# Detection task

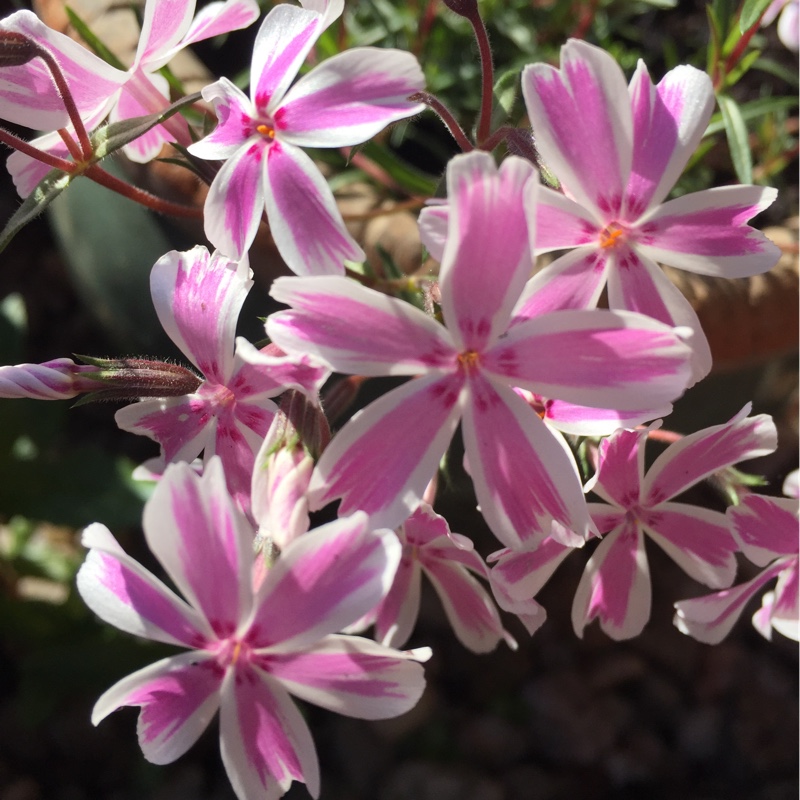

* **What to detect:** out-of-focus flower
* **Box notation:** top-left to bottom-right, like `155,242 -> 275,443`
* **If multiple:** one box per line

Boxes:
762,1 -> 799,51
78,458 -> 429,800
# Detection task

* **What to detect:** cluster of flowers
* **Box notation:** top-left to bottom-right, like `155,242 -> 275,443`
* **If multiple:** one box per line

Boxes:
0,1 -> 795,798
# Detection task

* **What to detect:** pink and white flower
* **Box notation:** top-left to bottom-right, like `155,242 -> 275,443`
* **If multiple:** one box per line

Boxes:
574,405 -> 777,640
115,246 -> 327,510
77,457 -> 429,800
2,1 -> 260,195
267,151 -> 694,548
188,0 -> 425,273
674,474 -> 799,644
350,503 -> 515,653
519,39 -> 780,380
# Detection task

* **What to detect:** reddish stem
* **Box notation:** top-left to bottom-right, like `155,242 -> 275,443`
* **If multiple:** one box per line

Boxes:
409,91 -> 473,152
0,126 -> 76,172
57,128 -> 83,161
468,7 -> 495,145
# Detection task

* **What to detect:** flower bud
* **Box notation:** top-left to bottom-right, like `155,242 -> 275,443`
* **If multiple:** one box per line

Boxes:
0,30 -> 37,68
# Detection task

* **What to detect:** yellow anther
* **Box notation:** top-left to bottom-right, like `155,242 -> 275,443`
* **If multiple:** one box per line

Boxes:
599,222 -> 625,249
457,350 -> 480,371
256,123 -> 275,139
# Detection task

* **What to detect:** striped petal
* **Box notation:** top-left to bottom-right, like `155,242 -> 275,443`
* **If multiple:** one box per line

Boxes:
277,48 -> 425,147
268,276 -> 456,375
572,521 -> 651,640
438,152 -> 537,351
142,459 -> 255,639
461,374 -> 591,548
264,140 -> 363,275
522,39 -> 631,220
77,523 -> 211,647
308,372 -> 464,528
635,186 -> 780,277
263,634 -> 429,719
728,494 -> 799,566
92,651 -> 221,764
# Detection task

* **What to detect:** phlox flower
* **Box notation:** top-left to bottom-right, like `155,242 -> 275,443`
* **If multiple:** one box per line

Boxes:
573,404 -> 777,639
187,0 -> 425,273
1,1 -> 260,194
77,457 -> 429,800
115,245 -> 327,510
518,39 -> 780,380
266,150 -> 694,549
348,503 -> 515,653
674,474 -> 799,643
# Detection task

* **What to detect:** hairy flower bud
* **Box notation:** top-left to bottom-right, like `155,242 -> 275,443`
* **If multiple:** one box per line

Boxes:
0,30 -> 37,68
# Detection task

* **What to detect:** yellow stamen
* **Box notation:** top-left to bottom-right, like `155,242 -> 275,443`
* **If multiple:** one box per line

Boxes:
457,350 -> 480,372
231,640 -> 242,664
256,123 -> 275,139
599,222 -> 625,249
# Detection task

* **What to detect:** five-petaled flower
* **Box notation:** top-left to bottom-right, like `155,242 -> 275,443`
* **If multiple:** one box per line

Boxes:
267,150 -> 695,549
188,0 -> 425,274
115,245 -> 327,511
572,405 -> 777,639
518,39 -> 780,381
77,458 -> 430,800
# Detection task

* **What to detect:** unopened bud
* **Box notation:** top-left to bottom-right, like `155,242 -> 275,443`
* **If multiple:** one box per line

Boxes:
441,0 -> 480,21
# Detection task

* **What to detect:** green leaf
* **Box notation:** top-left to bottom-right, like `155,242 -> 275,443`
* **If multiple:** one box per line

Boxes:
64,5 -> 126,70
704,94 -> 799,136
718,94 -> 753,183
490,67 -> 520,130
740,0 -> 775,32
0,169 -> 74,255
725,48 -> 762,88
90,91 -> 201,159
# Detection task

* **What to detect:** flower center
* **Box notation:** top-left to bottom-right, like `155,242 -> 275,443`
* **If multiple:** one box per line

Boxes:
256,122 -> 276,140
457,349 -> 481,374
599,222 -> 627,249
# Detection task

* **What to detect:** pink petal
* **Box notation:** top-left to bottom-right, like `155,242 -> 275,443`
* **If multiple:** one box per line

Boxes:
489,575 -> 547,636
513,248 -> 609,320
484,308 -> 692,411
423,559 -> 511,652
191,78 -> 256,160
626,62 -> 714,215
417,202 -> 448,261
438,152 -> 537,351
728,494 -> 799,566
0,10 -> 126,130
134,0 -> 196,70
490,535 -> 577,604
277,48 -> 425,146
115,395 -> 213,465
531,185 -> 601,253
143,459 -> 255,638
642,503 -> 737,588
151,246 -> 250,383
77,523 -> 211,647
635,186 -> 780,276
673,559 -> 789,644
607,246 -> 712,383
268,275 -> 456,375
251,3 -> 333,112
112,71 -> 182,163
522,39 -> 631,220
309,373 -> 464,529
203,139 -> 266,261
92,651 -> 221,764
770,560 -> 799,640
152,0 -> 261,71
544,398 -> 666,437
375,548 -> 422,648
234,339 -> 329,398
220,665 -> 319,799
587,501 -> 628,534
251,516 -> 400,650
642,404 -> 777,505
0,358 -> 84,399
262,634 -> 429,719
461,374 -> 591,548
572,522 -> 652,640
586,427 -> 645,509
264,141 -> 363,275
